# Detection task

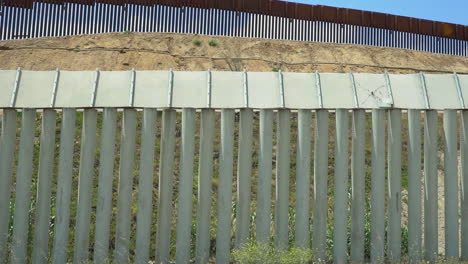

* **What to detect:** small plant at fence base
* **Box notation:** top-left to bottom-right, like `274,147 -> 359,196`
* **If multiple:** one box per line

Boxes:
192,39 -> 202,46
232,240 -> 313,264
208,39 -> 218,47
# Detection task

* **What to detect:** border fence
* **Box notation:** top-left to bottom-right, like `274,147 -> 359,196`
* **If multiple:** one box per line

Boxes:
0,0 -> 467,56
1,70 -> 468,263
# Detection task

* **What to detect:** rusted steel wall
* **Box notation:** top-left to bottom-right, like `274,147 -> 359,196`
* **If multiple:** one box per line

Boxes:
2,0 -> 466,40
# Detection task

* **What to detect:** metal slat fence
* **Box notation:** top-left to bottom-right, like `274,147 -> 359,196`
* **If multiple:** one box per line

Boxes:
1,70 -> 468,263
0,2 -> 467,56
1,107 -> 468,263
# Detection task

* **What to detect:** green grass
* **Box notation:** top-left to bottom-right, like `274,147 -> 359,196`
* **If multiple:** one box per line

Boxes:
232,240 -> 313,264
193,39 -> 202,46
208,39 -> 218,47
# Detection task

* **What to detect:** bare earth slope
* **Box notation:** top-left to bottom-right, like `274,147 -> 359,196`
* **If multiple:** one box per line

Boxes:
1,32 -> 467,257
0,32 -> 467,73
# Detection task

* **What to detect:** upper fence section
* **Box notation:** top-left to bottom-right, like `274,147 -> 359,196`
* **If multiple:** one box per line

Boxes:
1,1 -> 468,56
2,69 -> 468,110
2,0 -> 468,41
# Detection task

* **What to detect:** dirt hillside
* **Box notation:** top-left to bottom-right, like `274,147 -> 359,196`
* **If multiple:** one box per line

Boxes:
0,32 -> 467,73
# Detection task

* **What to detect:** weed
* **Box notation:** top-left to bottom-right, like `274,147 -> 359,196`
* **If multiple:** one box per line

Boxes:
192,39 -> 202,46
208,39 -> 218,47
122,30 -> 131,34
272,67 -> 280,72
232,240 -> 313,264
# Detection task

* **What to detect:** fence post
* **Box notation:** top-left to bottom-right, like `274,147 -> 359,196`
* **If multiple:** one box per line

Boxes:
93,108 -> 118,263
295,110 -> 312,249
408,109 -> 422,263
52,109 -> 76,264
135,108 -> 158,264
444,110 -> 459,258
350,109 -> 365,262
371,109 -> 385,263
10,109 -> 36,264
275,110 -> 291,250
256,109 -> 274,243
155,109 -> 177,264
313,110 -> 329,263
175,108 -> 197,263
215,109 -> 236,264
73,109 -> 98,264
387,109 -> 402,261
32,109 -> 57,264
333,109 -> 350,264
424,110 -> 438,262
234,109 -> 254,248
195,109 -> 216,263
114,109 -> 138,263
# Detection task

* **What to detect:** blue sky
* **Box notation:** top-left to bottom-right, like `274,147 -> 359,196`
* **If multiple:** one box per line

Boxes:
287,0 -> 468,26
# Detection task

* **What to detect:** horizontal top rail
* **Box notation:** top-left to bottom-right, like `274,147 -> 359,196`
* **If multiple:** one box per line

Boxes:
1,0 -> 467,41
1,70 -> 467,110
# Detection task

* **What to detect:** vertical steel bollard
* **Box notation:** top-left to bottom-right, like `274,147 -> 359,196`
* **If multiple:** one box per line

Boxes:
234,109 -> 254,248
350,109 -> 365,262
114,109 -> 138,263
313,110 -> 329,263
387,109 -> 402,261
408,109 -> 422,263
32,109 -> 57,264
295,110 -> 312,248
333,109 -> 349,264
10,109 -> 36,264
195,109 -> 215,264
275,110 -> 291,250
134,110 -> 158,263
256,109 -> 274,243
73,109 -> 98,264
175,108 -> 197,263
215,109 -> 236,264
371,109 -> 385,263
52,109 -> 76,264
155,109 -> 177,264
93,108 -> 118,263
444,110 -> 459,258
424,110 -> 438,262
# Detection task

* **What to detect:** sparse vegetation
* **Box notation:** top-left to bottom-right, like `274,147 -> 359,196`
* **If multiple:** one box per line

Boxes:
232,240 -> 313,264
208,39 -> 218,47
192,39 -> 202,46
